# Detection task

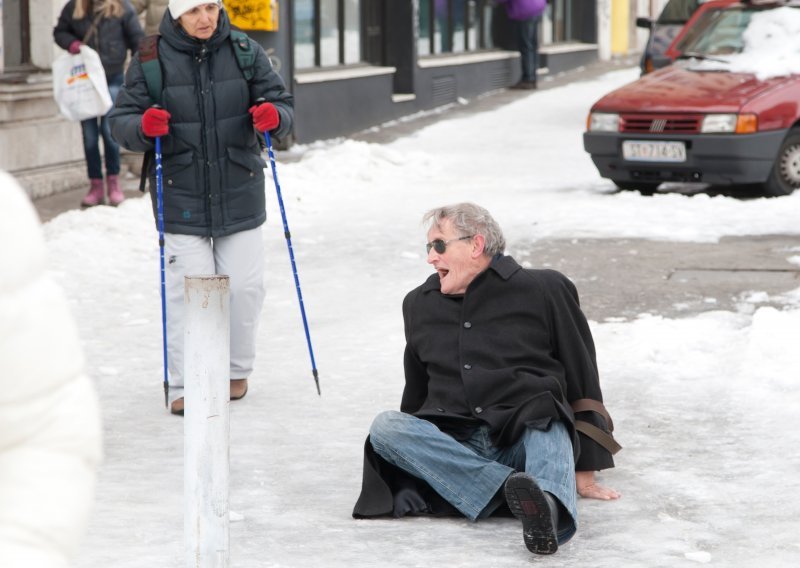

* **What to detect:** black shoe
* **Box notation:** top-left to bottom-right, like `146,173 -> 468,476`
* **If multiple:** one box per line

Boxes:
510,80 -> 537,90
504,473 -> 558,555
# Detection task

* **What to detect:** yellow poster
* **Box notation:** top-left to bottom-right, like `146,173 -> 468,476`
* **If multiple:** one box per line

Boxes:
225,0 -> 279,31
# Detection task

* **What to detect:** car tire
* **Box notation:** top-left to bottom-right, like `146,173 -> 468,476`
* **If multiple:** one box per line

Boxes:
612,180 -> 661,196
763,130 -> 800,197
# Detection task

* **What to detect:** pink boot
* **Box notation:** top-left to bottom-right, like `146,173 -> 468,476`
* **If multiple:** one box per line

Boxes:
106,174 -> 125,206
81,179 -> 105,207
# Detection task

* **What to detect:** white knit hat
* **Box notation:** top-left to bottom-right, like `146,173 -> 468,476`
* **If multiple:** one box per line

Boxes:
169,0 -> 219,19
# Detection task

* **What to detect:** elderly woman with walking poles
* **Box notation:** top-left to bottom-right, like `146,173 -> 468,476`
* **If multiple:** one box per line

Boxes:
108,0 -> 294,415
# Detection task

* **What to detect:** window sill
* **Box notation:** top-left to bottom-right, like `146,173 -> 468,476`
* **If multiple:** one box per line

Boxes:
417,50 -> 518,68
295,65 -> 396,85
540,42 -> 599,55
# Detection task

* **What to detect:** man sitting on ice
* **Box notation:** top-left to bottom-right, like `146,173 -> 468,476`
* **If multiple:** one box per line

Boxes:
353,202 -> 621,555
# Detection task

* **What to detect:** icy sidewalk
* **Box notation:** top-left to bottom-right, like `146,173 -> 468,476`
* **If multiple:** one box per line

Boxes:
38,66 -> 800,567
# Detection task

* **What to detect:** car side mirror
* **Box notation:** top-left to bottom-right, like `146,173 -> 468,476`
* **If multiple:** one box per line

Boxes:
636,17 -> 653,29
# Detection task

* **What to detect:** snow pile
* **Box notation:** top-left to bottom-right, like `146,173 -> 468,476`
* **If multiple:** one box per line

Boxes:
693,7 -> 800,79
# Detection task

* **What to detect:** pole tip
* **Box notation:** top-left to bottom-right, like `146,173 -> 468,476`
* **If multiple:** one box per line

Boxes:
313,369 -> 321,396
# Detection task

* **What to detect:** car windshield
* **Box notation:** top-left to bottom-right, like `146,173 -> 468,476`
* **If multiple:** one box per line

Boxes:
677,5 -> 800,78
673,7 -> 731,55
679,7 -> 755,56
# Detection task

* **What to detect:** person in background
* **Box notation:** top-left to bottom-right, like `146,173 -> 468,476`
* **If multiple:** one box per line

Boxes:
353,203 -> 620,556
499,0 -> 547,90
108,1 -> 294,416
131,0 -> 168,35
54,0 -> 144,207
0,171 -> 103,567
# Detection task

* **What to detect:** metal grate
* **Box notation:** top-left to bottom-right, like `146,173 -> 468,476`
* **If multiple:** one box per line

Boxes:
489,64 -> 511,89
432,75 -> 456,106
621,114 -> 702,134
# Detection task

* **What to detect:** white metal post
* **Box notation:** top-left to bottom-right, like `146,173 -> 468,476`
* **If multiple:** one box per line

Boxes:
184,275 -> 230,568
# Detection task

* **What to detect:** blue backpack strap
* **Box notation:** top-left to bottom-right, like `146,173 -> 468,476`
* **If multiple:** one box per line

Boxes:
138,34 -> 162,105
229,30 -> 256,81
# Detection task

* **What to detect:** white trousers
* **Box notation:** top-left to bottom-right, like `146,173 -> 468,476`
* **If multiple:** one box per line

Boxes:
164,227 -> 265,402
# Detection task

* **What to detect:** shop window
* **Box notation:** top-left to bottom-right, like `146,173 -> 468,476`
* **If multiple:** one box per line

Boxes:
547,0 -> 585,43
294,0 -> 363,69
418,0 -> 493,56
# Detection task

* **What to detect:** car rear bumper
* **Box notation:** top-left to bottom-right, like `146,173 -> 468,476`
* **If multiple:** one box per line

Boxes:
583,129 -> 787,185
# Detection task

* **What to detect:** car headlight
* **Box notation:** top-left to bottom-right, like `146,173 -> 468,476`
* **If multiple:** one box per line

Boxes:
701,113 -> 758,134
701,114 -> 737,133
588,113 -> 620,132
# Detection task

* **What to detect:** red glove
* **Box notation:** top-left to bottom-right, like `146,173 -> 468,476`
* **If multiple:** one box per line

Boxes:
68,40 -> 82,54
249,102 -> 279,132
142,107 -> 171,138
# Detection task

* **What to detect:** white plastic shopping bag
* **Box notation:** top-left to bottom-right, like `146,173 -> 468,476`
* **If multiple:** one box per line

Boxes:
52,45 -> 113,122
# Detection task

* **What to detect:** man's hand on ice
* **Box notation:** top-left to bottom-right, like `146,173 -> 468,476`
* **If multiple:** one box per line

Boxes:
576,470 -> 620,500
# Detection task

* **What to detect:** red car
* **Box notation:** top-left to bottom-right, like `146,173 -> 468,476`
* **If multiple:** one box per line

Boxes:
583,1 -> 800,196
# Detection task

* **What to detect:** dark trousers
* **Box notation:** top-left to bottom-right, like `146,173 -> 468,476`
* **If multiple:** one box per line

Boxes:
81,73 -> 123,179
517,17 -> 540,83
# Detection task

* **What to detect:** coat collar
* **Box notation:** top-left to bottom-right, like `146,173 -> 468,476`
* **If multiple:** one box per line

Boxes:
420,254 -> 522,294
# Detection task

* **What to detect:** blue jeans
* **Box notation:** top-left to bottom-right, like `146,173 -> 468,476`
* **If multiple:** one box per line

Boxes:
517,17 -> 540,83
81,73 -> 123,179
369,410 -> 577,543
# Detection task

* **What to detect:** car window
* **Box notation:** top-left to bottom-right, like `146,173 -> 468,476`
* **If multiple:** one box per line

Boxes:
672,8 -> 727,54
657,0 -> 700,23
680,8 -> 755,55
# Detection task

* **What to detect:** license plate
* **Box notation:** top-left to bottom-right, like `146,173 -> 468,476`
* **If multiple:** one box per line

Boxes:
622,140 -> 686,163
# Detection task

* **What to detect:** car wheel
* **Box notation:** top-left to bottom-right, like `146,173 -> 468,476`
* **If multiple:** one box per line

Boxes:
612,180 -> 661,196
763,131 -> 800,197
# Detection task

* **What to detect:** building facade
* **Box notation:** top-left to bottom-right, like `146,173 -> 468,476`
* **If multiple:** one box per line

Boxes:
1,0 -> 654,198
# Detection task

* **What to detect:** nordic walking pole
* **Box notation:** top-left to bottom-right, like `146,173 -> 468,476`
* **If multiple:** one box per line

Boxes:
155,136 -> 169,407
263,130 -> 321,396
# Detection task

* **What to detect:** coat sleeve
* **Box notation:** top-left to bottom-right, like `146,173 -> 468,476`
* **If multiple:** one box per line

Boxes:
53,1 -> 79,51
543,270 -> 617,471
399,291 -> 429,413
108,55 -> 156,153
247,38 -> 294,140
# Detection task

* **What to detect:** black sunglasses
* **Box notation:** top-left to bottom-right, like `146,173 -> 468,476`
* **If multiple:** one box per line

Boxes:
426,235 -> 474,254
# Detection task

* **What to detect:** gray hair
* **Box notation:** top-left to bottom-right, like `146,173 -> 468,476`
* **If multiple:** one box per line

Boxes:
423,203 -> 506,256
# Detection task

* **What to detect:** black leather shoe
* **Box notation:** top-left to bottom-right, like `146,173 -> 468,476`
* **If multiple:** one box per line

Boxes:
510,80 -> 537,90
504,472 -> 558,555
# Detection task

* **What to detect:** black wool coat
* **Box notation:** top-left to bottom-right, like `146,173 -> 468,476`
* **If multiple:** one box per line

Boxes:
353,255 -> 617,519
108,10 -> 293,238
